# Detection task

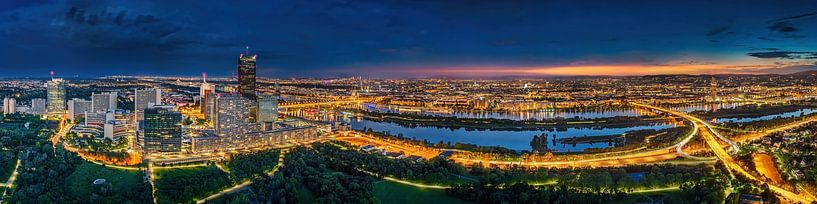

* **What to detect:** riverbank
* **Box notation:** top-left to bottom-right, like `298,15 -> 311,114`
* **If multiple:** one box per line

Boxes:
356,110 -> 676,131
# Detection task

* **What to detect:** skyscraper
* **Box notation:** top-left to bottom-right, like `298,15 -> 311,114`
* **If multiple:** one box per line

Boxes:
67,98 -> 91,121
200,74 -> 215,115
258,94 -> 279,130
46,78 -> 66,115
135,88 -> 162,121
215,95 -> 253,136
30,98 -> 46,115
205,93 -> 217,122
91,92 -> 117,112
237,54 -> 257,99
142,107 -> 182,153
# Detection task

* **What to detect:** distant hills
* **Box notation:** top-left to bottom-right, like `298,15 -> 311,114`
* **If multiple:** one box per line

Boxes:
789,70 -> 817,76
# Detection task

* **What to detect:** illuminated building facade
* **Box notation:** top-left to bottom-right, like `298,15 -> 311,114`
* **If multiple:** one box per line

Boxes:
192,122 -> 319,153
205,93 -> 217,122
143,107 -> 182,153
30,98 -> 46,115
135,88 -> 161,121
2,97 -> 15,114
237,54 -> 257,99
67,98 -> 91,120
258,94 -> 279,130
215,95 -> 255,136
200,83 -> 215,115
91,92 -> 118,112
46,78 -> 66,115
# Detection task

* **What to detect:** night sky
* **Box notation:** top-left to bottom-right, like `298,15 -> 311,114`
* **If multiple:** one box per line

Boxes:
1,0 -> 816,78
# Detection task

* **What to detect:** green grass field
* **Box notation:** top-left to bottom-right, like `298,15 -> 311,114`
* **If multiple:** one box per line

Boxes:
372,180 -> 472,204
62,162 -> 152,203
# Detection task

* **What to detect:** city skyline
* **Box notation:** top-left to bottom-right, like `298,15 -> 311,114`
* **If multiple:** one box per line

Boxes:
1,1 -> 816,78
2,1 -> 817,203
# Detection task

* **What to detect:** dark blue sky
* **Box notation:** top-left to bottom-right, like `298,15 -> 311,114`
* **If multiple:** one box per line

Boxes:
1,0 -> 816,78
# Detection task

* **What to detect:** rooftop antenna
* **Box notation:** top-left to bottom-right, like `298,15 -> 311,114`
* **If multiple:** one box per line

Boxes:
202,72 -> 207,83
245,46 -> 249,55
50,70 -> 55,80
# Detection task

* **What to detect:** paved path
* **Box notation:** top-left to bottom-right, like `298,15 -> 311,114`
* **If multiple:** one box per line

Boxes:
196,149 -> 288,203
0,159 -> 20,187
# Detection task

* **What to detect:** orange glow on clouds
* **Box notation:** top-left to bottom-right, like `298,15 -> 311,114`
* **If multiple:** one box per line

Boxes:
400,64 -> 753,76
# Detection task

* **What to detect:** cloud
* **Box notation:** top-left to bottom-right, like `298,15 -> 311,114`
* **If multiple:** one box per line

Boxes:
782,34 -> 807,39
749,47 -> 780,51
769,11 -> 817,23
765,11 -> 817,36
768,21 -> 799,33
706,26 -> 730,37
747,51 -> 817,59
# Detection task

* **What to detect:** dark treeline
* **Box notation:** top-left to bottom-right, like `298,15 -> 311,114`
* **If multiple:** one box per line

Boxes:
242,141 -> 467,203
248,144 -> 378,203
447,182 -> 625,204
314,141 -> 466,185
155,165 -> 232,203
457,162 -> 731,204
225,149 -> 280,182
225,141 -> 745,204
467,163 -> 712,192
581,126 -> 692,154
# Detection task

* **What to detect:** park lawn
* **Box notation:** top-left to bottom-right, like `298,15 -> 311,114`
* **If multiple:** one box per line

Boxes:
62,162 -> 152,202
155,165 -> 232,204
609,188 -> 684,204
373,180 -> 472,204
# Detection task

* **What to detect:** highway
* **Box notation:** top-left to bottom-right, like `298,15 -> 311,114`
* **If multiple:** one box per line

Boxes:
733,114 -> 817,143
339,133 -> 686,168
631,103 -> 739,154
632,102 -> 816,203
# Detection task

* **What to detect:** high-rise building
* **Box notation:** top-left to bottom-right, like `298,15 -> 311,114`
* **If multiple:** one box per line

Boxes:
2,97 -> 16,114
67,98 -> 92,121
91,92 -> 118,112
258,94 -> 279,130
46,78 -> 66,115
200,78 -> 215,115
237,54 -> 257,99
102,110 -> 134,141
205,93 -> 217,122
142,107 -> 182,153
135,88 -> 162,121
30,98 -> 46,115
215,95 -> 254,136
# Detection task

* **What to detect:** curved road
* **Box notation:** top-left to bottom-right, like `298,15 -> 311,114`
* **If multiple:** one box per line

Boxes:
631,102 -> 815,203
631,103 -> 739,154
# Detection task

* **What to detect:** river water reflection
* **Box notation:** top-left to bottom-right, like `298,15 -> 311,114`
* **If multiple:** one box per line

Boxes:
286,102 -> 788,152
343,117 -> 674,152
